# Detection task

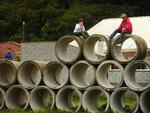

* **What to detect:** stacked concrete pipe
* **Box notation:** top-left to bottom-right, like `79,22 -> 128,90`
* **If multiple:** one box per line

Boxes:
140,88 -> 150,113
56,85 -> 82,112
111,35 -> 147,63
0,60 -> 20,87
43,61 -> 69,89
124,60 -> 150,91
83,34 -> 111,64
82,86 -> 110,113
0,88 -> 5,110
17,61 -> 47,89
96,60 -> 124,91
29,86 -> 55,111
5,85 -> 29,110
110,87 -> 139,113
55,35 -> 85,65
70,60 -> 96,90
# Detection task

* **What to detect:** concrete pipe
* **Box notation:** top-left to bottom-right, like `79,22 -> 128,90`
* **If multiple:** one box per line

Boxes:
70,60 -> 96,90
18,60 -> 47,89
43,61 -> 69,89
111,35 -> 147,63
96,60 -> 124,91
30,86 -> 55,111
55,35 -> 85,65
124,60 -> 150,91
5,85 -> 29,110
82,86 -> 110,113
83,34 -> 110,65
56,85 -> 82,112
0,88 -> 5,110
110,87 -> 139,113
140,88 -> 150,113
0,60 -> 20,87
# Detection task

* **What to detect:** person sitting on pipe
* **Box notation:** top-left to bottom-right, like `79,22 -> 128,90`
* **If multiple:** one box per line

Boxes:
109,13 -> 133,46
73,18 -> 89,39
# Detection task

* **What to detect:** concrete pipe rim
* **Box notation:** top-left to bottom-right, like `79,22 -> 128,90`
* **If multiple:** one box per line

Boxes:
96,60 -> 124,91
111,35 -> 144,63
83,34 -> 110,65
0,60 -> 17,87
110,87 -> 139,113
17,61 -> 42,89
56,85 -> 82,112
82,86 -> 110,113
0,88 -> 5,110
70,60 -> 96,90
124,60 -> 150,91
43,61 -> 69,89
55,35 -> 85,65
140,88 -> 150,113
5,85 -> 29,110
30,86 -> 55,111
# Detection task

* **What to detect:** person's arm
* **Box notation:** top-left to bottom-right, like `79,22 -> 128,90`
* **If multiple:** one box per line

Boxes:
73,24 -> 81,33
118,22 -> 123,30
9,53 -> 13,60
4,53 -> 8,59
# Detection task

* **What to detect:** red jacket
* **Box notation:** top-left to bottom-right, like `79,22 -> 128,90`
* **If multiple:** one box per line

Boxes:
118,17 -> 132,32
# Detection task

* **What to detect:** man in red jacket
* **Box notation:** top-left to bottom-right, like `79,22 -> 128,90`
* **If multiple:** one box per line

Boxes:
109,13 -> 133,46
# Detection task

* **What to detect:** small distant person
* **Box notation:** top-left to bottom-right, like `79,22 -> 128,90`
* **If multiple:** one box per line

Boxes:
4,48 -> 13,60
109,13 -> 133,46
73,18 -> 89,39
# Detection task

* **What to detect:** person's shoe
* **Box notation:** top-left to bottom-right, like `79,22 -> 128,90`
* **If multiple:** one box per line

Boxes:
116,43 -> 121,46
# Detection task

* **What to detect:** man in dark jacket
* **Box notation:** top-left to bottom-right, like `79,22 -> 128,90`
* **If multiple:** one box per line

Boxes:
109,13 -> 133,46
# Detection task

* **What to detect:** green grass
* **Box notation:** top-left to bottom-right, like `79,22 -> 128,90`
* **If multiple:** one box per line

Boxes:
0,95 -> 136,113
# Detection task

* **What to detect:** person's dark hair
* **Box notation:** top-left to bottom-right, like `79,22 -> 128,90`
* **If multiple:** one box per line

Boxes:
79,18 -> 84,22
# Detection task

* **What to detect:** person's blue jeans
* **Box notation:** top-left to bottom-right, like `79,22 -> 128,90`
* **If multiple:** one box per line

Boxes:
109,29 -> 131,44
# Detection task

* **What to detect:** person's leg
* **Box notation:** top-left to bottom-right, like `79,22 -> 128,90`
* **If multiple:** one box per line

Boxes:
119,30 -> 131,44
109,29 -> 121,40
74,32 -> 82,37
84,31 -> 90,37
81,32 -> 88,39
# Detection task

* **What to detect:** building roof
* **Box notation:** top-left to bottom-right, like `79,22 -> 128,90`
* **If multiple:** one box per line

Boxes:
87,16 -> 150,50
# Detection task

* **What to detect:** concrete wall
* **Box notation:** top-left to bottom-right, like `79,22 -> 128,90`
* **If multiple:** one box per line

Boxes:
21,41 -> 57,62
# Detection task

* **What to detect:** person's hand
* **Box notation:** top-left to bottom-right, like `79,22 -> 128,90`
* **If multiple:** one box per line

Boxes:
79,22 -> 84,27
122,27 -> 127,31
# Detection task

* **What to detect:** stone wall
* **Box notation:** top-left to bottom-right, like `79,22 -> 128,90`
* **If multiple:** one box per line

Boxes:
21,41 -> 57,62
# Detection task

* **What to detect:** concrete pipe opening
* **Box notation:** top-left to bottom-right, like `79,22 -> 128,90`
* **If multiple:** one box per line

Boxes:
140,88 -> 150,113
30,86 -> 55,111
55,35 -> 85,65
0,60 -> 20,87
18,61 -> 42,89
96,60 -> 124,91
124,60 -> 150,91
83,34 -> 110,64
70,60 -> 96,90
56,85 -> 82,112
110,87 -> 139,113
82,86 -> 109,113
0,88 -> 5,110
111,35 -> 147,63
43,61 -> 69,89
5,85 -> 29,110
